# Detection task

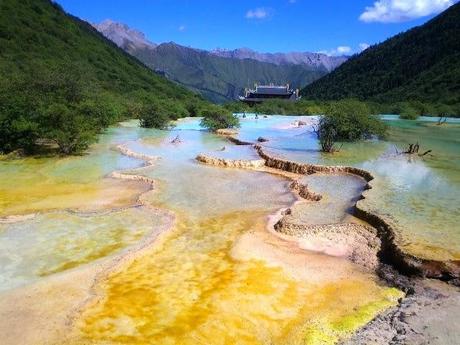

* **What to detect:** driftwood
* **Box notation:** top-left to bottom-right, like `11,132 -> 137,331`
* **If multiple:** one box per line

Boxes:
437,116 -> 447,125
171,135 -> 182,144
396,142 -> 433,157
419,149 -> 432,156
404,142 -> 420,154
312,125 -> 320,139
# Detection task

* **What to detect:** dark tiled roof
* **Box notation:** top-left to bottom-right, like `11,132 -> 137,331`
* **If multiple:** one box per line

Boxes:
255,86 -> 291,95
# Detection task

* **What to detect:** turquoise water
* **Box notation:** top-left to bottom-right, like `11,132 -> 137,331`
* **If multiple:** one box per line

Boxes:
294,174 -> 367,225
236,115 -> 460,260
0,117 -> 403,344
361,119 -> 460,260
4,115 -> 455,264
74,117 -> 400,345
0,207 -> 163,291
124,128 -> 292,218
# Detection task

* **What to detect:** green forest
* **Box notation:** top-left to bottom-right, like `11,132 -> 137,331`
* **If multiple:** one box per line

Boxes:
223,98 -> 458,119
0,0 -> 209,155
1,0 -> 459,156
301,2 -> 460,116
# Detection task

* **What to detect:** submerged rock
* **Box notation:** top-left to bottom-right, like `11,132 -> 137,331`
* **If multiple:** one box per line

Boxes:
292,120 -> 307,127
170,135 -> 182,144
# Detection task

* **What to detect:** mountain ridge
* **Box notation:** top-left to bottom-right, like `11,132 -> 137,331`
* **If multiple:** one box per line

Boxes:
211,47 -> 347,72
93,20 -> 347,103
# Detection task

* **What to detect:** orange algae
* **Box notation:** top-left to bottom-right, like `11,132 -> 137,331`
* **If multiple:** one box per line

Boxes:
76,211 -> 401,345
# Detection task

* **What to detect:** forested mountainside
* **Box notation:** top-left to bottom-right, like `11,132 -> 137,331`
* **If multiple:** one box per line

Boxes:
302,2 -> 460,111
0,0 -> 206,154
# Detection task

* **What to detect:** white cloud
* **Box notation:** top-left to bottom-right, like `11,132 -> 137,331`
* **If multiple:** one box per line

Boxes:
319,45 -> 352,56
336,46 -> 352,54
318,43 -> 374,56
359,42 -> 370,51
246,7 -> 272,19
359,0 -> 455,23
178,25 -> 186,32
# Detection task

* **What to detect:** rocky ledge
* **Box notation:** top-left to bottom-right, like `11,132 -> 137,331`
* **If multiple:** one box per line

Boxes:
254,144 -> 460,283
215,128 -> 239,136
289,180 -> 322,201
255,144 -> 373,180
275,219 -> 381,270
214,128 -> 253,146
342,266 -> 460,345
196,154 -> 266,169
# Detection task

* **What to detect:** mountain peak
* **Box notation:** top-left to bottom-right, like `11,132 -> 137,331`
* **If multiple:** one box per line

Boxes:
93,19 -> 157,50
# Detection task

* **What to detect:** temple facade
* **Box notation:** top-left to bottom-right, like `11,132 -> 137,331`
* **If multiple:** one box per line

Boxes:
239,83 -> 300,104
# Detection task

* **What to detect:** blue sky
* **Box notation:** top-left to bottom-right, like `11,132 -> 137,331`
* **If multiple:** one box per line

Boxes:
56,0 -> 456,54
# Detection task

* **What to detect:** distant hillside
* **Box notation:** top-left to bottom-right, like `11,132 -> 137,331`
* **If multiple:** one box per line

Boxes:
0,0 -> 205,154
138,42 -> 327,103
302,2 -> 460,108
94,20 -> 341,103
211,47 -> 347,72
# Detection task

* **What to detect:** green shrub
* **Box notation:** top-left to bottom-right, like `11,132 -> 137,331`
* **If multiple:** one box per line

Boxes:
200,106 -> 240,131
399,104 -> 419,120
435,104 -> 456,117
167,102 -> 189,121
138,102 -> 172,129
41,103 -> 98,154
303,103 -> 324,115
321,99 -> 387,141
316,116 -> 337,153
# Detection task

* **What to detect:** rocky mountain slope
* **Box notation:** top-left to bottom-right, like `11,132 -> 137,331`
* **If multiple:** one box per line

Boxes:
211,47 -> 347,72
94,19 -> 157,51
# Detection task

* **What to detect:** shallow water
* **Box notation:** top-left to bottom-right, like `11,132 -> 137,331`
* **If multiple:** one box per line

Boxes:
74,125 -> 398,344
0,125 -> 146,217
361,120 -> 460,260
0,124 -> 170,292
0,117 -> 404,344
0,207 -> 162,291
241,115 -> 460,260
294,174 -> 367,225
